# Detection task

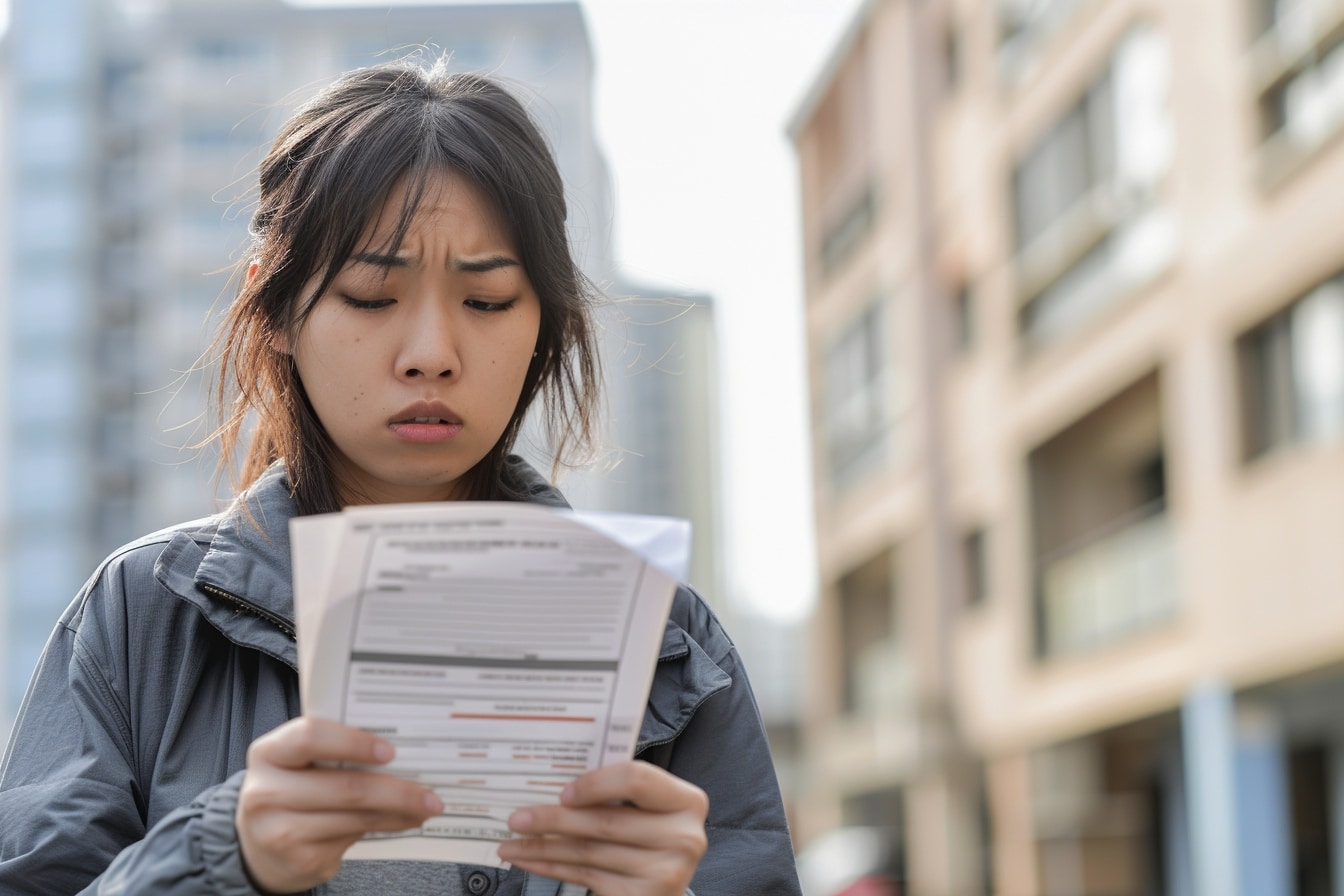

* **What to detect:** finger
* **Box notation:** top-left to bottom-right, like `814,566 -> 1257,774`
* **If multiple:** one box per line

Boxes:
251,807 -> 438,844
243,766 -> 444,817
499,833 -> 676,878
249,716 -> 396,769
507,803 -> 701,852
560,761 -> 708,816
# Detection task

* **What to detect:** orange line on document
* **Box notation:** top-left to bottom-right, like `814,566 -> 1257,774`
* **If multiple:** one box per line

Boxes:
528,780 -> 567,787
551,764 -> 586,770
451,713 -> 596,722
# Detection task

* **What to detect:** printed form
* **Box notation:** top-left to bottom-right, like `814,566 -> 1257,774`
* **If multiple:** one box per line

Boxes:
291,503 -> 689,866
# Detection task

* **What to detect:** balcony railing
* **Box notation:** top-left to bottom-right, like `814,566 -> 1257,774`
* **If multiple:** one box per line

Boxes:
1038,502 -> 1178,656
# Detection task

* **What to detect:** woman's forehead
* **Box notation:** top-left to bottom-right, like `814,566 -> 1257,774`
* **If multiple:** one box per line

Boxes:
353,169 -> 514,252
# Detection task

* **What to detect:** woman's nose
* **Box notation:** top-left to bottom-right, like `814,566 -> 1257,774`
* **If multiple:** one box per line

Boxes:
397,300 -> 461,379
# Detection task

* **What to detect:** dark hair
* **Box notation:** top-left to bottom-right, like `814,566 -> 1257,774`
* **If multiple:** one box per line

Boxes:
211,60 -> 602,514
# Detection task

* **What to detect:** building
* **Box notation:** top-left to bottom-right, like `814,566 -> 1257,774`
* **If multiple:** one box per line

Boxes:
791,1 -> 1344,894
2,0 -> 104,740
566,279 -> 724,597
1,0 -> 723,734
0,32 -> 10,731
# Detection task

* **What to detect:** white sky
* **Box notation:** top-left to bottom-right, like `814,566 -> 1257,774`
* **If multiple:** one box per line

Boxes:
579,0 -> 863,622
0,0 -> 865,620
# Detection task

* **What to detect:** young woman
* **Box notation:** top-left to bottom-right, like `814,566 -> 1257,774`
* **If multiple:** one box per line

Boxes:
0,62 -> 800,896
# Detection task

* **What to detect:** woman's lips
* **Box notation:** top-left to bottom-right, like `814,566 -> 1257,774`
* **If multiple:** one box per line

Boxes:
389,419 -> 464,443
389,402 -> 463,443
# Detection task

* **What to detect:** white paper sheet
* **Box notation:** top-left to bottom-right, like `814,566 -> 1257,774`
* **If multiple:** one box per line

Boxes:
290,502 -> 690,865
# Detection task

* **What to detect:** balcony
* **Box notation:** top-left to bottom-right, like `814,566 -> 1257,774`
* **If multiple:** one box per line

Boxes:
1038,501 -> 1177,657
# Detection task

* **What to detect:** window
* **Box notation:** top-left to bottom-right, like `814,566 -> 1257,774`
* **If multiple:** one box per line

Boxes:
181,122 -> 263,153
820,186 -> 877,277
1250,0 -> 1344,174
14,185 -> 85,254
975,766 -> 996,896
950,281 -> 976,353
1029,374 -> 1176,656
1240,276 -> 1344,459
840,787 -> 906,889
812,44 -> 876,280
10,343 -> 83,429
943,18 -> 964,93
14,102 -> 85,168
836,549 -> 897,716
961,527 -> 989,607
1289,743 -> 1333,896
12,0 -> 88,88
824,300 -> 892,489
997,0 -> 1093,78
1012,26 -> 1175,346
191,36 -> 268,81
9,445 -> 82,517
14,266 -> 81,337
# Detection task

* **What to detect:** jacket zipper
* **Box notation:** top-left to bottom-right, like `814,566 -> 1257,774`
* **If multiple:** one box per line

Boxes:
197,582 -> 297,641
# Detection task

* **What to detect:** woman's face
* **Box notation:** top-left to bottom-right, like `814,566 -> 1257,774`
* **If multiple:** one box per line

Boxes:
288,170 -> 541,505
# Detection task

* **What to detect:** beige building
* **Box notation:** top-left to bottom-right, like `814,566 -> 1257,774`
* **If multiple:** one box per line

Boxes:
790,1 -> 1344,894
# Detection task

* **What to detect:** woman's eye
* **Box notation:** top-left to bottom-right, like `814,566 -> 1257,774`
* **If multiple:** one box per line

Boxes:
340,294 -> 395,311
465,297 -> 519,313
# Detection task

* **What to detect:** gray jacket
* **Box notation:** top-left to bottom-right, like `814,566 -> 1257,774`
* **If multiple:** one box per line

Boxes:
0,460 -> 800,896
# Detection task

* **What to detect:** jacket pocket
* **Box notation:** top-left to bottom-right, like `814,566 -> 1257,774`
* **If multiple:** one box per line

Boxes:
636,622 -> 732,753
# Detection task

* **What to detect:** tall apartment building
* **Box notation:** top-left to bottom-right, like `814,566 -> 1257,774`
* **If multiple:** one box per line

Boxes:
0,35 -> 10,726
791,1 -> 1344,894
577,280 -> 724,597
1,0 -> 723,732
2,0 -> 104,742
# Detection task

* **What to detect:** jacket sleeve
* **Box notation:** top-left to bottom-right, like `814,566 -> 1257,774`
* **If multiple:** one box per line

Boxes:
0,581 -> 262,895
639,592 -> 803,896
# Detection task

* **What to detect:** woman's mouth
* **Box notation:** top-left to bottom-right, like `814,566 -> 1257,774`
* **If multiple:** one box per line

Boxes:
389,418 -> 464,443
389,402 -> 464,443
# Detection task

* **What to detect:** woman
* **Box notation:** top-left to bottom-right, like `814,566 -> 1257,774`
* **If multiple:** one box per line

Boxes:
0,61 -> 800,896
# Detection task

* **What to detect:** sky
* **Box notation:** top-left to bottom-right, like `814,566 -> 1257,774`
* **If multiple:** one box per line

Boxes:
574,0 -> 863,621
0,0 -> 866,621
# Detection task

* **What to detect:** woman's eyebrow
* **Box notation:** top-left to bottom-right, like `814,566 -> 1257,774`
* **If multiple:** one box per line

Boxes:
350,251 -> 408,269
347,252 -> 518,273
455,254 -> 520,273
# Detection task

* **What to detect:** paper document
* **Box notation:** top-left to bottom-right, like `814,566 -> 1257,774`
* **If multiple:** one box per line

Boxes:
290,502 -> 690,866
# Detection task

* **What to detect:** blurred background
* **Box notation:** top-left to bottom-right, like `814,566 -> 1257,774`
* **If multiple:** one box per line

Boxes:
2,0 -> 1343,894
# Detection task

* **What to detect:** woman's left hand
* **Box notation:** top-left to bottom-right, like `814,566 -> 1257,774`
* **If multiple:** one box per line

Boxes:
496,760 -> 708,896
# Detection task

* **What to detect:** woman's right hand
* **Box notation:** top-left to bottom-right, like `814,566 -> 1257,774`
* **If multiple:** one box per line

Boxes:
236,716 -> 444,894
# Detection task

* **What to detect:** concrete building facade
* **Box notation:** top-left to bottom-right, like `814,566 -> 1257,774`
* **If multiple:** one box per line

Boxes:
791,1 -> 1344,894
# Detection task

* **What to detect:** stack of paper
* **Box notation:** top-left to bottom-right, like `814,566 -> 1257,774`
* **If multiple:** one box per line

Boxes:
290,502 -> 691,866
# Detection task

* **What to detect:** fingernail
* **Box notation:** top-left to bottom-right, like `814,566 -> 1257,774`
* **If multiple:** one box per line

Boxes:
508,809 -> 534,832
424,791 -> 444,814
560,783 -> 576,804
372,740 -> 395,763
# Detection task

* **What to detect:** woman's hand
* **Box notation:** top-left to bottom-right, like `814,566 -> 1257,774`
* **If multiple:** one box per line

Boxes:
496,760 -> 708,896
236,716 -> 444,894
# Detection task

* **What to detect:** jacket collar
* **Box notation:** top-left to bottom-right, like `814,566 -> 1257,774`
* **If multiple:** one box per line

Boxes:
156,456 -> 570,669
